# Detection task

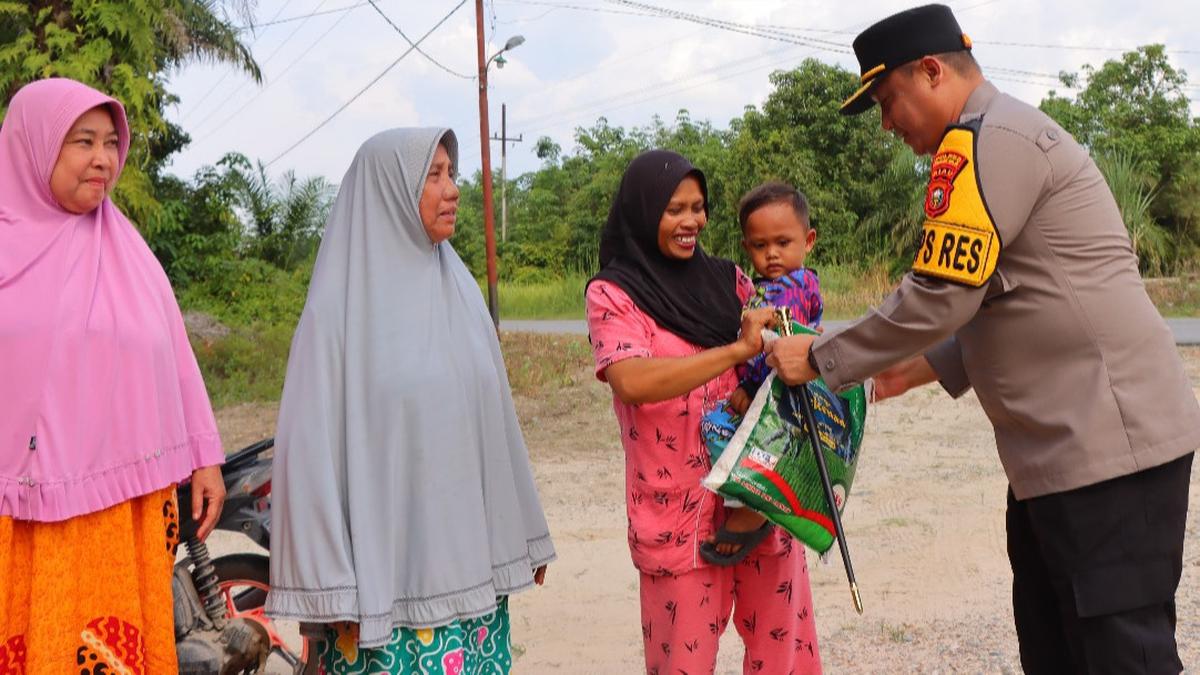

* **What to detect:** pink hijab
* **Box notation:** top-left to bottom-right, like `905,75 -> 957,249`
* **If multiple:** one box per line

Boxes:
0,78 -> 223,522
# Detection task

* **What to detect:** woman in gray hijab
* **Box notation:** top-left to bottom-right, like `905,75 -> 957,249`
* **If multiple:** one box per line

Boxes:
266,127 -> 555,673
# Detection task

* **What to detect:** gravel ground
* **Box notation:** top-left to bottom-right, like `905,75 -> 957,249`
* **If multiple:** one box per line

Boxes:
212,347 -> 1200,673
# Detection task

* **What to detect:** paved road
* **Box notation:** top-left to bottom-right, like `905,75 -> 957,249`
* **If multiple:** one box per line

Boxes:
501,318 -> 1200,345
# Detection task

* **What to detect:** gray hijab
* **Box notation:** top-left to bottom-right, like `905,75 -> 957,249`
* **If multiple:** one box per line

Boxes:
265,127 -> 555,648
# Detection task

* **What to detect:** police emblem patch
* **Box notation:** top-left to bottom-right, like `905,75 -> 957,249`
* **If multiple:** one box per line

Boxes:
912,125 -> 1000,288
924,150 -> 968,218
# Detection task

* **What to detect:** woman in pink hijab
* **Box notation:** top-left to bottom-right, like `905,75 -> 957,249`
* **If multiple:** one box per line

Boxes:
0,78 -> 226,672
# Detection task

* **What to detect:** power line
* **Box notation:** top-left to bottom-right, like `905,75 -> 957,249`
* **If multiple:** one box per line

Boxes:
514,2 -> 899,139
495,0 -> 660,19
366,0 -> 474,79
503,0 -> 1196,58
195,3 -> 360,142
754,24 -> 1198,57
517,42 -> 799,131
235,1 -> 370,30
974,39 -> 1200,56
266,0 -> 469,167
589,1 -> 1083,113
525,25 -> 708,93
190,0 -> 335,130
599,2 -> 1186,107
989,74 -> 1079,91
606,0 -> 851,54
495,0 -> 982,112
182,0 -> 294,121
507,0 -> 1101,145
520,47 -> 804,139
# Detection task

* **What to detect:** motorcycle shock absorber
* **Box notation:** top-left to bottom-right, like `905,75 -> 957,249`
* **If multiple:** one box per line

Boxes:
186,537 -> 228,629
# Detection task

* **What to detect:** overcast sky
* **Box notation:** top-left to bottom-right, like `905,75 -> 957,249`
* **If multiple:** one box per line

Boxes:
164,0 -> 1200,185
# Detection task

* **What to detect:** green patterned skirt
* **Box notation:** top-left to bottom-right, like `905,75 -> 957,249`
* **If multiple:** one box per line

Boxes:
318,597 -> 512,674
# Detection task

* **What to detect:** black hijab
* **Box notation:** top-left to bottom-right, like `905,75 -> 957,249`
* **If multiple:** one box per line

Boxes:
589,150 -> 741,348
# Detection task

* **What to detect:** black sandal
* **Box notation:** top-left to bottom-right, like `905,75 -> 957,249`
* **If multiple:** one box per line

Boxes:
699,522 -> 773,566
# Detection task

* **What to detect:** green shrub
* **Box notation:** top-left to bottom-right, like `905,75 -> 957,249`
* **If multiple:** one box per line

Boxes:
179,257 -> 310,327
191,321 -> 294,407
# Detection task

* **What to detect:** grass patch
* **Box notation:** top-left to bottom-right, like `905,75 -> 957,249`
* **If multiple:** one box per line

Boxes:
191,321 -> 293,407
1145,276 -> 1200,317
189,268 -> 1195,409
195,325 -> 595,407
487,269 -> 1200,320
485,264 -> 897,321
816,264 -> 895,319
487,275 -> 588,320
879,620 -> 915,644
499,332 -> 593,397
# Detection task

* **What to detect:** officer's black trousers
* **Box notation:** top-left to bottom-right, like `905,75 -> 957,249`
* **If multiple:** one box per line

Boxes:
1007,451 -> 1192,674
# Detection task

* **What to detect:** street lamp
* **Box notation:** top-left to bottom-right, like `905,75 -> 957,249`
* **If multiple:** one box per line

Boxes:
475,0 -> 525,329
488,36 -> 525,70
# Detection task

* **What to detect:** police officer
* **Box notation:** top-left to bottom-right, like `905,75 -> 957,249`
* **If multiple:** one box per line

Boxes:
765,4 -> 1200,673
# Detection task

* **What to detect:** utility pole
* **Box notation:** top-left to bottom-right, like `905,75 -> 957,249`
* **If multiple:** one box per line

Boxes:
474,0 -> 499,328
491,103 -> 523,242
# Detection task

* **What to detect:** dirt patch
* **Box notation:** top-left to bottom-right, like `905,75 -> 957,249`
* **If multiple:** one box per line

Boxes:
215,401 -> 278,453
216,346 -> 1200,673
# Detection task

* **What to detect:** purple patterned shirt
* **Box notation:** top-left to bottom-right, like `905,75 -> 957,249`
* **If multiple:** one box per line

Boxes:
738,267 -> 823,395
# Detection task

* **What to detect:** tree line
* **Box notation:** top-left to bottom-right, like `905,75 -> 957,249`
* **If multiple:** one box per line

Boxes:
452,46 -> 1199,282
3,1 -> 1196,332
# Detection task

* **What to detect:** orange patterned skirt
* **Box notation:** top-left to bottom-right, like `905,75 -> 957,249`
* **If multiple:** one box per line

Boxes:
0,486 -> 180,674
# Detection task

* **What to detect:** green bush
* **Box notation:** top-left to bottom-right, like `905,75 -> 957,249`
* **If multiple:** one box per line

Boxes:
179,257 -> 311,327
191,321 -> 294,407
181,257 -> 310,407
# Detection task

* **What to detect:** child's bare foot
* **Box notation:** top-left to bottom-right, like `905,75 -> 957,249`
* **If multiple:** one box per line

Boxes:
729,387 -> 752,415
707,507 -> 768,555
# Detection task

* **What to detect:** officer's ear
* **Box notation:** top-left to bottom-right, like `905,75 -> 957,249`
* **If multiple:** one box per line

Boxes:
914,56 -> 946,87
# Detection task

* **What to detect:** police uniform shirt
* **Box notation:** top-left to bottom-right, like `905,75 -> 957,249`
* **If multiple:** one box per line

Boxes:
813,80 -> 1200,499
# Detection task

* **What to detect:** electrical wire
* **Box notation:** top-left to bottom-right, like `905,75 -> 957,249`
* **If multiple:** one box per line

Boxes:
606,0 -> 851,54
509,0 -> 994,137
517,42 -> 800,131
366,0 -> 474,79
195,3 -> 360,142
265,0 -> 469,167
235,1 -> 370,30
190,0 -> 335,130
182,1 -> 294,120
494,0 -> 660,19
520,47 -> 806,139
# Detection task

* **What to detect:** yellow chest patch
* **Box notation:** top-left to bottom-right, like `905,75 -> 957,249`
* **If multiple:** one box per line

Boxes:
912,126 -> 1000,287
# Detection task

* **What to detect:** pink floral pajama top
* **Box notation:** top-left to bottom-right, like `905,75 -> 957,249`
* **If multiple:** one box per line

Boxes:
586,268 -> 789,576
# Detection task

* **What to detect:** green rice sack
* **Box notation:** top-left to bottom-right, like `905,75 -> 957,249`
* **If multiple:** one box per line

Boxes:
702,324 -> 869,554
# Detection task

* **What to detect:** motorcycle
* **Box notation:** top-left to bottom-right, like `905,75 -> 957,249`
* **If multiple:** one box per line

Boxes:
173,438 -> 315,674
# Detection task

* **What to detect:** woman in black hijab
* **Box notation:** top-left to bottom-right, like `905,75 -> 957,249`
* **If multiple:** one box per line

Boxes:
585,150 -> 822,674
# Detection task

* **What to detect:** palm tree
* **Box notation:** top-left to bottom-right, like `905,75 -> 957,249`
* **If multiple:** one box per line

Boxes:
225,154 -> 336,270
1095,151 -> 1169,273
851,150 -> 927,272
159,0 -> 262,82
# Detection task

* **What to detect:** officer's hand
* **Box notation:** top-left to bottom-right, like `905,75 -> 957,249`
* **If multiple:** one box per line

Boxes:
764,334 -> 817,385
871,356 -> 937,402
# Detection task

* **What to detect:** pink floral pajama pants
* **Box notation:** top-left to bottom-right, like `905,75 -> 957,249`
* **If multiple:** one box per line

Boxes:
638,542 -> 821,674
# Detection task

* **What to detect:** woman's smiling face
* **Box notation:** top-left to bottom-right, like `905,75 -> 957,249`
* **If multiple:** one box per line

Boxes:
656,175 -> 706,260
50,105 -> 119,214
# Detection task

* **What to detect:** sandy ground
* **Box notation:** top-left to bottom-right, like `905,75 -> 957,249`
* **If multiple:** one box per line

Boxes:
212,347 -> 1200,674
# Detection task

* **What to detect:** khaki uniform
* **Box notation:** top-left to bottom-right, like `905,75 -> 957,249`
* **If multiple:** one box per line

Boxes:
814,81 -> 1200,499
